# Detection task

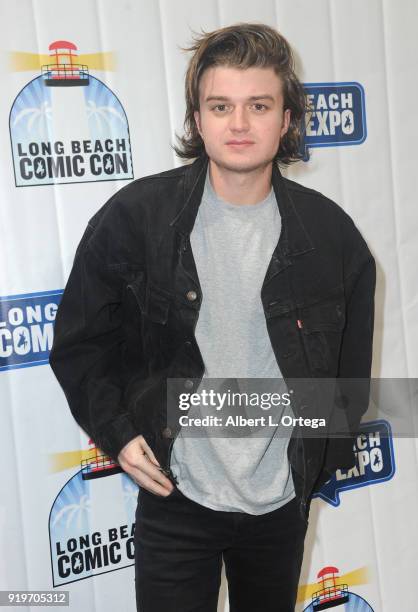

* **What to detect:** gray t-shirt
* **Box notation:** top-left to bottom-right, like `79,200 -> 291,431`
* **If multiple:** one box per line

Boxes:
170,166 -> 296,514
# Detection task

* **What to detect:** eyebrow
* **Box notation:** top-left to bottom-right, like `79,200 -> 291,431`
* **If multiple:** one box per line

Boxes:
204,95 -> 275,103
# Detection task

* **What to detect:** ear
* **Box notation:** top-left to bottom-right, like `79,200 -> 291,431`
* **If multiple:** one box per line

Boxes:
194,110 -> 202,136
281,108 -> 291,137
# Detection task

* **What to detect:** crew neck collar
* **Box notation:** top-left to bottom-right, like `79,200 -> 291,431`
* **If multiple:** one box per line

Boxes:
203,165 -> 274,212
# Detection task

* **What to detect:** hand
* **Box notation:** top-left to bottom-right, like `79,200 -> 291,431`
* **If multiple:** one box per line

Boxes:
117,435 -> 175,497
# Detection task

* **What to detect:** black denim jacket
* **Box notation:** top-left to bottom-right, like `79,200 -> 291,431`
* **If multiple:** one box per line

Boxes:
49,153 -> 376,524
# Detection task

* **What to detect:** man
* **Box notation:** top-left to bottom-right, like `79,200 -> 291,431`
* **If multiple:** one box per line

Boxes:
50,23 -> 376,612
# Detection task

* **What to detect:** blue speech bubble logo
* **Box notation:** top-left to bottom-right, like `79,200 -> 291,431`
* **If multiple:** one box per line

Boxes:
313,419 -> 395,507
300,81 -> 367,160
0,289 -> 63,371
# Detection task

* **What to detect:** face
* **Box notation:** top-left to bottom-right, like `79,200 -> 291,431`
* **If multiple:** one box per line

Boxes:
194,65 -> 291,173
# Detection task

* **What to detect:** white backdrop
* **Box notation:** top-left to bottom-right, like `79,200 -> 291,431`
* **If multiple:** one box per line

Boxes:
1,1 -> 417,610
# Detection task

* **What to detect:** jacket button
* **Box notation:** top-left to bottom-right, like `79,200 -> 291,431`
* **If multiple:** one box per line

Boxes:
186,290 -> 197,301
162,427 -> 172,438
185,341 -> 192,347
184,379 -> 194,389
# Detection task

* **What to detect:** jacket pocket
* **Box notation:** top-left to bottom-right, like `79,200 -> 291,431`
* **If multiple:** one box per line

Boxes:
298,291 -> 346,374
127,274 -> 171,325
300,292 -> 346,333
127,274 -> 172,373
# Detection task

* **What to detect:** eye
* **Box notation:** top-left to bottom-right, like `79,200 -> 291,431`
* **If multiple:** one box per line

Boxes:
212,104 -> 228,112
252,103 -> 268,111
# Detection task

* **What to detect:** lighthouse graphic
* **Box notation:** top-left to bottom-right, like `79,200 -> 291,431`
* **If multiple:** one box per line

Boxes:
302,565 -> 375,611
10,40 -> 133,187
311,566 -> 349,609
81,439 -> 123,480
42,41 -> 89,86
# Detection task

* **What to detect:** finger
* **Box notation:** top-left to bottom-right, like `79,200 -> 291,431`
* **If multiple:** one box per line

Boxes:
131,467 -> 174,496
137,474 -> 174,497
138,457 -> 174,488
124,451 -> 174,489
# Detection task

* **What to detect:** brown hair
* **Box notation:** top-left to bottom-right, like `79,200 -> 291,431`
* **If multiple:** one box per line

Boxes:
172,22 -> 309,166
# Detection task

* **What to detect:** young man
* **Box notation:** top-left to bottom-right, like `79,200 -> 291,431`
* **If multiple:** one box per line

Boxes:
50,23 -> 376,612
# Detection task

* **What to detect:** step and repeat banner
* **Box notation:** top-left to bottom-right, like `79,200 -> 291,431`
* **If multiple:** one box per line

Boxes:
1,1 -> 417,610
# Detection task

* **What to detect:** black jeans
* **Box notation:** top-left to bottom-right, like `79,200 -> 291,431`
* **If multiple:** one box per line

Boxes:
134,470 -> 310,612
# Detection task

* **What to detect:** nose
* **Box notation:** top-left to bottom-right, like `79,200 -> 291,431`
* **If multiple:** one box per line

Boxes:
229,106 -> 250,132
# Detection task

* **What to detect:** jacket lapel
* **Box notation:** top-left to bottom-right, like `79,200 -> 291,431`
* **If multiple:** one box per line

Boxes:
169,154 -> 316,304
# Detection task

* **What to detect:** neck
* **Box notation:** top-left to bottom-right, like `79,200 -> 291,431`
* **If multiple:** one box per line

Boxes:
208,159 -> 273,205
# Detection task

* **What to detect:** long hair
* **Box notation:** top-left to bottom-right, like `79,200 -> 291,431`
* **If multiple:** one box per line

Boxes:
172,22 -> 309,166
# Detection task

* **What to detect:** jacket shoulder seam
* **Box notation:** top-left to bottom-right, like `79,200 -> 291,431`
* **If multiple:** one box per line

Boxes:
120,165 -> 187,190
284,178 -> 326,199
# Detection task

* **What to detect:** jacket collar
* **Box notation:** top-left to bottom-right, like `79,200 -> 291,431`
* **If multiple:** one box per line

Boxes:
169,153 -> 315,257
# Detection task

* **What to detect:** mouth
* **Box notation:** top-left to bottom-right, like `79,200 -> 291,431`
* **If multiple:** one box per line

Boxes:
226,140 -> 255,147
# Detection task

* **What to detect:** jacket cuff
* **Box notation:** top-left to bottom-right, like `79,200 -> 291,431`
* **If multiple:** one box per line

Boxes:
323,435 -> 356,472
94,414 -> 139,464
313,466 -> 334,491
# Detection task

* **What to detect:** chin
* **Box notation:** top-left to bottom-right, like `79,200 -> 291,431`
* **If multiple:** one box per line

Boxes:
210,154 -> 274,174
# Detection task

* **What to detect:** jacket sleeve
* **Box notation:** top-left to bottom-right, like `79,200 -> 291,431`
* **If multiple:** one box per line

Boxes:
320,217 -> 377,477
49,219 -> 140,463
338,252 -> 376,426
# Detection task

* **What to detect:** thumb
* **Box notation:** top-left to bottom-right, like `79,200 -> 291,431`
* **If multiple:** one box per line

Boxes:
140,436 -> 161,467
